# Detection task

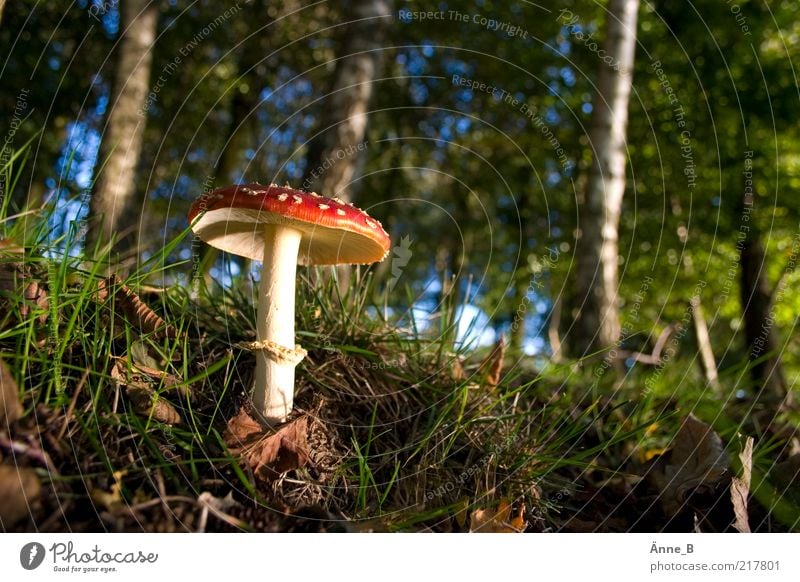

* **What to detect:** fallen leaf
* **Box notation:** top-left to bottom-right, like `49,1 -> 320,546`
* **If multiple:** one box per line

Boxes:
0,464 -> 41,529
130,340 -> 163,371
641,447 -> 669,463
122,353 -> 189,398
0,260 -> 49,326
478,335 -> 506,387
731,436 -> 753,533
0,357 -> 22,428
90,470 -> 125,511
647,414 -> 729,517
469,497 -> 525,532
111,360 -> 182,425
451,357 -> 466,381
224,408 -> 309,480
22,280 -> 49,324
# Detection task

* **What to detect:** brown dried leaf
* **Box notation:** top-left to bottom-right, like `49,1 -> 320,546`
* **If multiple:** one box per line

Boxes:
126,385 -> 182,426
0,464 -> 41,529
469,498 -> 525,533
111,360 -> 182,425
98,275 -> 179,339
451,357 -> 466,381
731,436 -> 753,533
0,357 -> 22,428
647,414 -> 729,517
90,470 -> 125,511
123,352 -> 189,399
478,335 -> 506,387
22,281 -> 49,324
0,260 -> 48,326
224,409 -> 309,481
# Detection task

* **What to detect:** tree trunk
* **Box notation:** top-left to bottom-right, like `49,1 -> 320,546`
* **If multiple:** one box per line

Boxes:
197,15 -> 272,288
739,200 -> 789,406
548,293 -> 564,363
573,0 -> 639,356
690,295 -> 720,391
301,0 -> 392,200
87,0 -> 158,268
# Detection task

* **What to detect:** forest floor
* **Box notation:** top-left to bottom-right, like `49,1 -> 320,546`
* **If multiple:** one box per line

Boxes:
0,224 -> 798,533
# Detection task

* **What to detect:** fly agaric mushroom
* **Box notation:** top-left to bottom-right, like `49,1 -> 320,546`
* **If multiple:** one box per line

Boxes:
188,183 -> 390,425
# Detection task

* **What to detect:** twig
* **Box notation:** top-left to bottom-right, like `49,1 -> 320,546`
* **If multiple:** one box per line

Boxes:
0,434 -> 56,473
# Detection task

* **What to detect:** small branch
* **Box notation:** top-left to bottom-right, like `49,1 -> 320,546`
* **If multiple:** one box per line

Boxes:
623,323 -> 677,365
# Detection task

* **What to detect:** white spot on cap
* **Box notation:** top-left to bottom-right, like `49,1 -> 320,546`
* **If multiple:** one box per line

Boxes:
292,195 -> 303,204
318,204 -> 330,210
310,192 -> 321,197
277,193 -> 289,201
336,209 -> 346,216
365,219 -> 378,229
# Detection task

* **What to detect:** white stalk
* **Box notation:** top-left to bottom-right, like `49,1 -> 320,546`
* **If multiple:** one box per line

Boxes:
253,224 -> 303,425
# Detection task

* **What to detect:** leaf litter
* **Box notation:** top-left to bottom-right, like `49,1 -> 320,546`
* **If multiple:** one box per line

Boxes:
224,408 -> 310,481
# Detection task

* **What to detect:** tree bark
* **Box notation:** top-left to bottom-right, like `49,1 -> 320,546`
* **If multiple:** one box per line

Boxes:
573,0 -> 639,356
87,0 -> 158,267
300,0 -> 392,200
197,12 -> 272,288
739,204 -> 789,406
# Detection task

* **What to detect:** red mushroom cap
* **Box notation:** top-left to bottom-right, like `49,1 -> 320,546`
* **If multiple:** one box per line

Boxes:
188,183 -> 391,265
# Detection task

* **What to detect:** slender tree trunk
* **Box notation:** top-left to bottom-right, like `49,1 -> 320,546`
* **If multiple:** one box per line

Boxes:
87,0 -> 157,267
573,0 -> 639,356
196,86 -> 259,288
509,272 -> 529,355
0,0 -> 6,27
549,293 -> 563,362
301,0 -> 392,200
739,196 -> 789,406
690,295 -> 719,391
198,24 -> 270,287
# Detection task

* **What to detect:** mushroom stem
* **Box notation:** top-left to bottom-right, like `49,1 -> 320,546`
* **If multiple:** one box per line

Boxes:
253,224 -> 303,425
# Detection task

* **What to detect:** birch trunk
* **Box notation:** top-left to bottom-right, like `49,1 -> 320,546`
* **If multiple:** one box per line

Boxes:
301,0 -> 392,200
573,0 -> 639,356
88,0 -> 158,267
